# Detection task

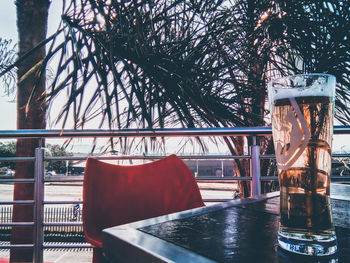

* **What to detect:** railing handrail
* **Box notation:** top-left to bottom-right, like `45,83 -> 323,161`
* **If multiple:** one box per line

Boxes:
0,127 -> 272,138
0,153 -> 349,163
0,126 -> 349,138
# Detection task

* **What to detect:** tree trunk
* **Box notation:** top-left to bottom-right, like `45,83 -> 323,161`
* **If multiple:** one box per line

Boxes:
11,0 -> 50,262
233,0 -> 268,198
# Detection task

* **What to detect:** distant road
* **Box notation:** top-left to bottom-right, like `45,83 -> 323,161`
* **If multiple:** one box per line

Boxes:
0,178 -> 236,204
0,181 -> 83,204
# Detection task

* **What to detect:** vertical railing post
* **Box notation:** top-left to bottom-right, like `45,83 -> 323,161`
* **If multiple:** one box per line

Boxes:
221,160 -> 224,177
250,136 -> 261,196
34,147 -> 44,263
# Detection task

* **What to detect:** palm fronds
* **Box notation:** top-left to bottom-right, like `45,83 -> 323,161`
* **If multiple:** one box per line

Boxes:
276,0 -> 350,124
42,0 -> 253,133
0,38 -> 17,96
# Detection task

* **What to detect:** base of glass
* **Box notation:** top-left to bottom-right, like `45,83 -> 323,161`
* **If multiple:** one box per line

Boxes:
278,230 -> 337,256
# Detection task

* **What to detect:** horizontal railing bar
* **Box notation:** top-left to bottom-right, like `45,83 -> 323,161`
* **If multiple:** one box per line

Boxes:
0,127 -> 272,138
196,176 -> 252,180
0,243 -> 92,249
43,153 -> 350,162
43,222 -> 82,226
0,244 -> 34,249
261,177 -> 278,180
255,154 -> 350,159
0,222 -> 34,226
45,155 -> 252,161
0,157 -> 35,162
196,179 -> 241,183
0,154 -> 348,163
0,201 -> 35,205
39,175 -> 350,184
203,199 -> 234,202
258,176 -> 350,180
45,156 -> 89,161
259,155 -> 275,159
1,176 -> 346,185
196,176 -> 350,181
43,244 -> 92,249
333,126 -> 350,134
44,178 -> 84,182
43,200 -> 82,205
0,179 -> 35,183
333,153 -> 350,157
0,126 -> 348,139
255,155 -> 350,160
331,176 -> 350,180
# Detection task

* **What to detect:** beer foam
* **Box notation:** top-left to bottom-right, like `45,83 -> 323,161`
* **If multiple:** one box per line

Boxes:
272,87 -> 330,100
269,74 -> 336,101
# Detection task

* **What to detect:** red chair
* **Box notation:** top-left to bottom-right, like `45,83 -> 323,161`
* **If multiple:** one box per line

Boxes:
82,155 -> 205,262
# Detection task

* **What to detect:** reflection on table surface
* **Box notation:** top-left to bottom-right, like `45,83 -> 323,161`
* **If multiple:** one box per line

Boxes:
103,183 -> 350,263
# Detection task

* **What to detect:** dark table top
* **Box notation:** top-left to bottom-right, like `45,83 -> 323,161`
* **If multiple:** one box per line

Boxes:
103,183 -> 350,263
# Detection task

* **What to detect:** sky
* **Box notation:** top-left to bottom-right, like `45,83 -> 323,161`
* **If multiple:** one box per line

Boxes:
0,0 -> 63,130
0,1 -> 349,154
0,1 -> 17,129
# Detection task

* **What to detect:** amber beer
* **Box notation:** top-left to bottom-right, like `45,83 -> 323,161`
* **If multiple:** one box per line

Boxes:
268,74 -> 337,256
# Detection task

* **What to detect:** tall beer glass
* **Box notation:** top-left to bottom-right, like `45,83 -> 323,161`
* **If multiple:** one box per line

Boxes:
268,74 -> 337,256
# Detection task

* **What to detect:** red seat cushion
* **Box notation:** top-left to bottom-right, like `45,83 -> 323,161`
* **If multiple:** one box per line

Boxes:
83,154 -> 204,248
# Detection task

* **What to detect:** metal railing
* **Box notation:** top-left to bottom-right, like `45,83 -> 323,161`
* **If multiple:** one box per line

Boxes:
0,126 -> 349,262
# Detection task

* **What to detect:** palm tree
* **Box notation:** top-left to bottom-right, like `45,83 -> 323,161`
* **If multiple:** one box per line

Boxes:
10,0 -> 50,262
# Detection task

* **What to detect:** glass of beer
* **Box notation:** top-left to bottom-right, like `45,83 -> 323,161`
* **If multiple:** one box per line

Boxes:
268,74 -> 337,256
